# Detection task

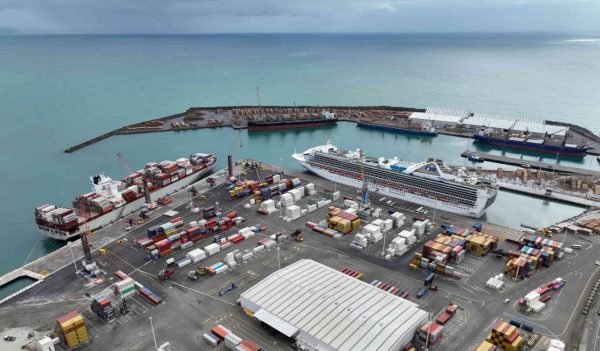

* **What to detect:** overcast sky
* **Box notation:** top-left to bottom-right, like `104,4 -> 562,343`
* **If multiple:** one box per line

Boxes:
1,0 -> 599,34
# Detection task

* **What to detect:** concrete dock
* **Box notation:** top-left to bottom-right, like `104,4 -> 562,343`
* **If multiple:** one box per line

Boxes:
461,150 -> 600,176
1,161 -> 599,351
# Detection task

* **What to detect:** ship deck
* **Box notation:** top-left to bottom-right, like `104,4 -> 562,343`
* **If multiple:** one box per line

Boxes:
0,161 -> 598,350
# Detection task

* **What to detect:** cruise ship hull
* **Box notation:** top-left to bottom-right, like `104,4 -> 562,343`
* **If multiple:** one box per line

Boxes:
473,135 -> 588,157
357,121 -> 437,137
247,119 -> 337,132
295,159 -> 490,218
36,166 -> 214,241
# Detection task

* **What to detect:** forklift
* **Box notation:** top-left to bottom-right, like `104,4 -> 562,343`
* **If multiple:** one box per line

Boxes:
291,229 -> 304,242
187,267 -> 207,280
158,258 -> 177,281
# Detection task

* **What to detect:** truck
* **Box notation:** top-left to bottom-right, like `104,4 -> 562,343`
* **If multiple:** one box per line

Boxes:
417,287 -> 428,299
424,273 -> 435,287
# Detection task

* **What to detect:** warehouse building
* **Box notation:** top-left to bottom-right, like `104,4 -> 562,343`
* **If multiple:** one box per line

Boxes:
462,112 -> 568,140
240,259 -> 429,351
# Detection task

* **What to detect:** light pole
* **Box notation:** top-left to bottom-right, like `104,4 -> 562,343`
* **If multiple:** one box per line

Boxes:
276,246 -> 281,270
68,241 -> 77,275
149,316 -> 158,350
381,230 -> 387,257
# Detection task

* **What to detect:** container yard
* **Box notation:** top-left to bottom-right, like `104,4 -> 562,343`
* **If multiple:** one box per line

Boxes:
1,160 -> 600,350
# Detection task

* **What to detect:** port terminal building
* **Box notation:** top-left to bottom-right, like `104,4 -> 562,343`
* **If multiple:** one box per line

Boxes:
408,107 -> 568,141
240,259 -> 428,351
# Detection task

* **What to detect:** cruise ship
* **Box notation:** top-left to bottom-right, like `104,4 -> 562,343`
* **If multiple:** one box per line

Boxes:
292,143 -> 498,218
35,153 -> 216,240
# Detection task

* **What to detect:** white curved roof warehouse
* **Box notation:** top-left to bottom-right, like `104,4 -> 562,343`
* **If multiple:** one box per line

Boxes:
240,259 -> 428,351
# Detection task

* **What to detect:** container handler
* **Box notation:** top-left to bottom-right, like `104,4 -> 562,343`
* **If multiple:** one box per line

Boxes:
291,229 -> 304,242
158,258 -> 177,281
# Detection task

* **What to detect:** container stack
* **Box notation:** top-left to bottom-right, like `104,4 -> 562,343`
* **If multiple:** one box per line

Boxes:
520,234 -> 563,252
285,205 -> 301,220
204,243 -> 221,256
399,230 -> 416,245
280,193 -> 294,207
412,221 -> 427,236
304,183 -> 316,196
258,199 -> 277,215
138,287 -> 162,305
207,262 -> 228,275
114,278 -> 135,299
363,224 -> 382,243
475,341 -> 498,351
187,248 -> 207,263
90,295 -> 115,322
328,207 -> 361,232
417,321 -> 444,347
203,206 -> 216,220
390,212 -> 405,228
465,232 -> 498,256
486,320 -> 523,351
54,311 -> 89,349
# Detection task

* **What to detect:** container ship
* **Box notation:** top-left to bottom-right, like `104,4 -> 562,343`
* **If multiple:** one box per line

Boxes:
474,129 -> 589,157
247,111 -> 337,132
292,143 -> 498,218
34,153 -> 216,241
357,120 -> 437,137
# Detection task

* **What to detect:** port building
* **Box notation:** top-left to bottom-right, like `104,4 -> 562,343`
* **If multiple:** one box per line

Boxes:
240,259 -> 429,351
408,107 -> 569,141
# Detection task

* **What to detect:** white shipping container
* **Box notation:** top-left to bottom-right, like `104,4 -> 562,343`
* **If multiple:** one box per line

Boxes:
307,204 -> 317,212
343,208 -> 357,215
253,245 -> 265,254
203,243 -> 221,256
177,258 -> 192,268
189,220 -> 198,228
331,191 -> 341,201
383,219 -> 394,232
364,224 -> 380,235
242,252 -> 254,261
180,241 -> 193,250
239,227 -> 253,237
186,248 -> 207,263
224,334 -> 242,350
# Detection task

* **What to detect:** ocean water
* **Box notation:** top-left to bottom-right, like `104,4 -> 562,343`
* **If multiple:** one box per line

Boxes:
0,33 -> 598,282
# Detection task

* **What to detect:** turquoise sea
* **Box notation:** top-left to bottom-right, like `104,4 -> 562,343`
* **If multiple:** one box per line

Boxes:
1,33 -> 599,295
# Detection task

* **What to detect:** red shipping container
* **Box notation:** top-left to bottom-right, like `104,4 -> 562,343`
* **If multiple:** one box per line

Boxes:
435,312 -> 452,325
239,339 -> 261,351
211,325 -> 229,340
206,219 -> 217,228
159,248 -> 172,257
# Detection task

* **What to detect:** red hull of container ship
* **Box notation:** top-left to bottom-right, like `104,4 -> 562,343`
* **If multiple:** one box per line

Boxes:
247,120 -> 337,132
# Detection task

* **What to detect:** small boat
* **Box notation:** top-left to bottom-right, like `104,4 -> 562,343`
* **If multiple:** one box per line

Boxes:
468,154 -> 485,163
597,156 -> 600,163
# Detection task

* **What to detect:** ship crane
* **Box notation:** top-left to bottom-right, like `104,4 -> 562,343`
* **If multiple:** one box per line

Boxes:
77,202 -> 102,277
116,153 -> 155,210
359,150 -> 370,209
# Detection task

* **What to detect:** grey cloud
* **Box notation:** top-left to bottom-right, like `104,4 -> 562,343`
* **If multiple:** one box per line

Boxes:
0,0 -> 598,33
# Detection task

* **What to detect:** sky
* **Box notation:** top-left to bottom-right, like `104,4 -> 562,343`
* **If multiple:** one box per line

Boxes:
0,0 -> 599,34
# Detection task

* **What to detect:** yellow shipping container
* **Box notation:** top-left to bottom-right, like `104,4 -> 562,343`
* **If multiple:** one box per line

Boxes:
409,263 -> 418,270
351,219 -> 361,230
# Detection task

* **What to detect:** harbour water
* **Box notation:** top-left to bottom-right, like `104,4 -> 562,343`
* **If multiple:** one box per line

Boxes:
0,33 -> 598,282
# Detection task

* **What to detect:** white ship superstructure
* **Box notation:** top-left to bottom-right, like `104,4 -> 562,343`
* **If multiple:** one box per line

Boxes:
35,153 -> 216,240
292,143 -> 498,218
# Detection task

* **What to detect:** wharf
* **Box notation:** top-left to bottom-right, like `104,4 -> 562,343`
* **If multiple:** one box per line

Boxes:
0,167 -> 231,296
1,160 -> 599,351
497,181 -> 598,208
461,150 -> 600,177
